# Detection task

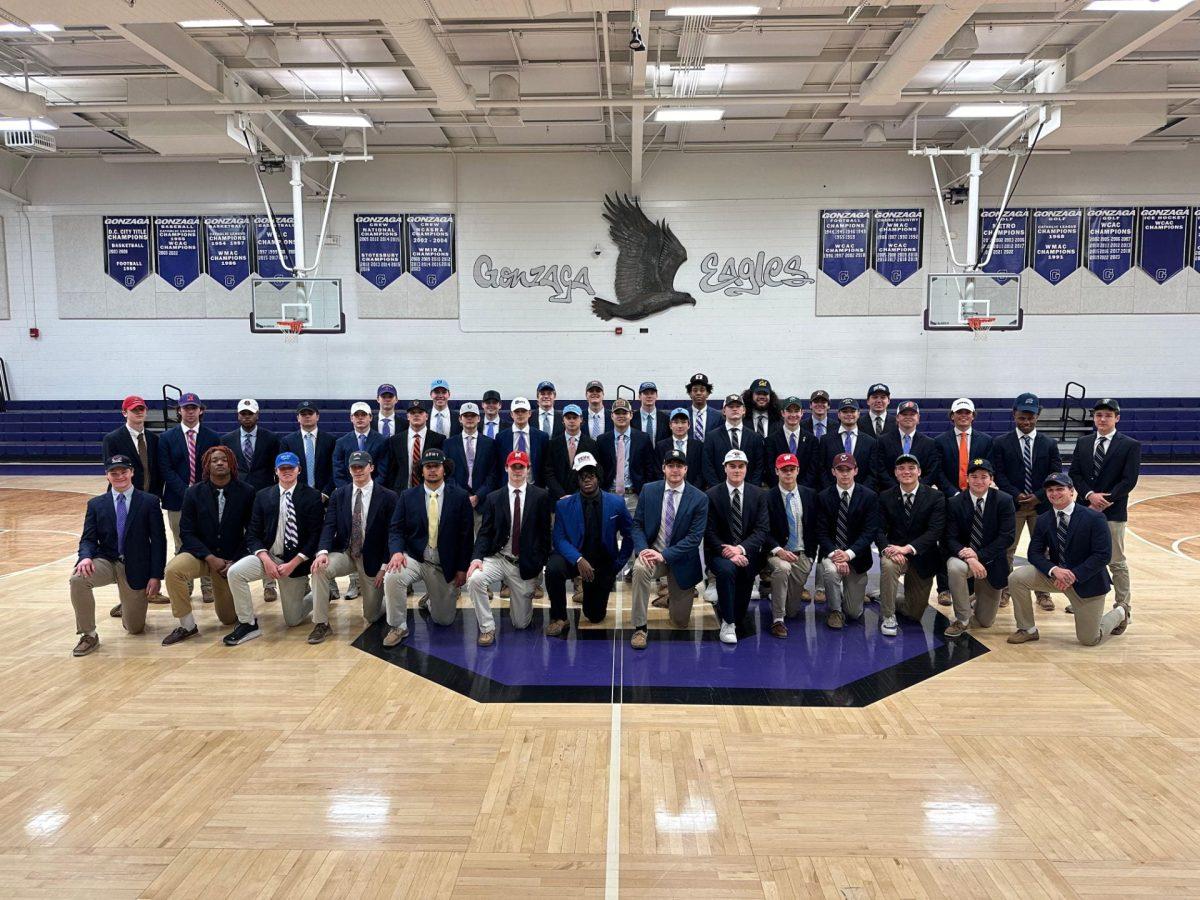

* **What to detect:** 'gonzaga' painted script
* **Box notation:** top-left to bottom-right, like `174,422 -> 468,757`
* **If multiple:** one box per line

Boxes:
698,252 -> 814,296
472,254 -> 595,303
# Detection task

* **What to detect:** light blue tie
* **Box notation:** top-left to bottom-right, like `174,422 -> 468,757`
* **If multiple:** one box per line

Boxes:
357,433 -> 366,452
487,421 -> 496,439
902,432 -> 911,455
115,492 -> 128,557
304,432 -> 316,487
843,431 -> 853,455
786,491 -> 799,551
644,413 -> 654,443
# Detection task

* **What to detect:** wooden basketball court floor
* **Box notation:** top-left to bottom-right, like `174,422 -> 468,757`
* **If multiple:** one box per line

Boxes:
2,474 -> 1200,899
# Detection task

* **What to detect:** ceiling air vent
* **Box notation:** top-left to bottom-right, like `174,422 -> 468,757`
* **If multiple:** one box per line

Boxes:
3,130 -> 56,153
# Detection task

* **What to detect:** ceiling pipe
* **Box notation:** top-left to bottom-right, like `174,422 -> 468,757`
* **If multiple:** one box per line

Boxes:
383,18 -> 475,111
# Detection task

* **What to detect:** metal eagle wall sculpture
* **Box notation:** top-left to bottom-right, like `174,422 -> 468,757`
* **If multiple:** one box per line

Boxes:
590,194 -> 698,321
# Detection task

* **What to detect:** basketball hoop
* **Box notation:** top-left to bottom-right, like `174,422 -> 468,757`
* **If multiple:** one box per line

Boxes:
967,315 -> 996,342
276,319 -> 304,345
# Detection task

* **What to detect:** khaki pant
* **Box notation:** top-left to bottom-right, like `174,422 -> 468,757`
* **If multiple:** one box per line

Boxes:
1006,504 -> 1040,572
385,556 -> 458,627
879,555 -> 934,622
1108,521 -> 1130,610
311,553 -> 383,625
946,556 -> 1002,627
166,509 -> 212,596
766,553 -> 813,620
165,553 -> 236,625
468,555 -> 536,633
227,554 -> 313,627
821,558 -> 867,618
1009,565 -> 1125,645
70,558 -> 147,635
631,558 -> 695,629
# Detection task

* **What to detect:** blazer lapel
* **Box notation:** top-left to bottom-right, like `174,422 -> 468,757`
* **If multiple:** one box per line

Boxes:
365,487 -> 383,531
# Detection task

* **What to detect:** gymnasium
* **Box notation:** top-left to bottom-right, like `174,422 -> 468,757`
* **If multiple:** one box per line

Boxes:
0,1 -> 1199,897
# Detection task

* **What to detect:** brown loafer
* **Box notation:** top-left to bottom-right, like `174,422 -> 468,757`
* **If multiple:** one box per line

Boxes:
161,625 -> 198,646
1007,629 -> 1040,644
72,633 -> 100,657
800,588 -> 812,603
1111,602 -> 1131,635
937,591 -> 953,607
1037,592 -> 1055,612
826,610 -> 845,629
650,595 -> 670,610
263,586 -> 278,603
382,625 -> 408,648
814,589 -> 826,603
630,629 -> 648,650
109,603 -> 123,618
499,586 -> 511,599
418,595 -> 429,611
543,619 -> 568,637
571,588 -> 582,604
147,594 -> 171,605
944,620 -> 969,639
477,629 -> 496,647
307,623 -> 332,644
769,621 -> 788,639
533,586 -> 545,599
998,588 -> 1011,608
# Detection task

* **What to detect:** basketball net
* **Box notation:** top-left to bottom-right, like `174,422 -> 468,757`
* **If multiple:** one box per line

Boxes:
276,320 -> 304,345
967,315 -> 996,342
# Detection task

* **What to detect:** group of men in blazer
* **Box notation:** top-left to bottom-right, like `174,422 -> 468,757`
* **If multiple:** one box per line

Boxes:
74,377 -> 1138,655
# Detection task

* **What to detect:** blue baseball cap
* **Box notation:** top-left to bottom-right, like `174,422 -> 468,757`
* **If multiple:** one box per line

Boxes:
275,451 -> 300,468
178,392 -> 202,407
639,381 -> 658,392
562,403 -> 583,416
1013,392 -> 1041,413
430,379 -> 450,391
670,407 -> 690,420
376,383 -> 396,396
537,380 -> 555,392
1044,471 -> 1073,488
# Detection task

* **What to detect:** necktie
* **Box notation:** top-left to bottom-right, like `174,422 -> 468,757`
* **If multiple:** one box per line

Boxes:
786,491 -> 799,551
135,432 -> 149,490
843,431 -> 852,455
1022,435 -> 1034,494
789,431 -> 797,455
115,492 -> 128,557
676,439 -> 684,453
543,412 -> 552,435
185,429 -> 196,485
357,432 -> 366,452
730,487 -> 743,541
835,490 -> 850,548
511,489 -> 522,555
410,432 -> 421,487
242,433 -> 253,471
971,496 -> 985,549
350,489 -> 364,558
758,415 -> 767,438
815,420 -> 825,439
517,430 -> 528,454
730,428 -> 740,451
381,419 -> 391,439
903,492 -> 914,518
957,431 -> 969,491
487,421 -> 496,439
427,489 -> 439,548
694,409 -> 705,442
216,487 -> 225,521
568,435 -> 577,465
466,435 -> 476,484
283,490 -> 297,554
1094,435 -> 1107,471
305,432 -> 316,487
644,413 -> 654,443
875,416 -> 884,435
663,488 -> 677,543
614,434 -> 626,491
436,412 -> 446,435
1057,510 -> 1069,557
902,432 -> 912,455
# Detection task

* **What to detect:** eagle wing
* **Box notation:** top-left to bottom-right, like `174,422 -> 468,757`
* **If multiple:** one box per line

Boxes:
603,194 -> 688,301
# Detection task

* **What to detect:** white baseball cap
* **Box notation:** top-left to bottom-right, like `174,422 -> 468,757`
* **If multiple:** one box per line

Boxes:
723,449 -> 749,465
510,397 -> 531,412
950,398 -> 976,413
350,401 -> 372,415
237,398 -> 259,413
572,451 -> 600,472
459,402 -> 480,416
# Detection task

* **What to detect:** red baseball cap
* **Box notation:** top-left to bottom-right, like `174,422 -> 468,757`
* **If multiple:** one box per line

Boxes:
775,453 -> 800,469
506,450 -> 530,467
122,395 -> 147,412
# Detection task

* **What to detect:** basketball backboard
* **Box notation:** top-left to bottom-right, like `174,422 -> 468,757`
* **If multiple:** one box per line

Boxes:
249,277 -> 345,334
924,272 -> 1023,331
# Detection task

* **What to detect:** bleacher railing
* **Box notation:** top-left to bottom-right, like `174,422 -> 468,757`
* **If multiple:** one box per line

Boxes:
1060,380 -> 1088,442
0,357 -> 10,413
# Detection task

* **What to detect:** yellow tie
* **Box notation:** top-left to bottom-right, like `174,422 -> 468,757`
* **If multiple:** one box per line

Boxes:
427,489 -> 439,548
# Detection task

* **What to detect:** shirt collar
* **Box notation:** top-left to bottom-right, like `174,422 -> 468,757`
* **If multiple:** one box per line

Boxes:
956,427 -> 973,437
1059,501 -> 1076,517
410,426 -> 427,437
1096,429 -> 1117,439
968,489 -> 989,502
112,485 -> 135,501
1017,428 -> 1036,440
839,426 -> 857,435
302,426 -> 319,436
726,481 -> 744,497
279,484 -> 294,497
125,424 -> 144,438
240,426 -> 257,438
838,483 -> 856,499
614,426 -> 630,437
423,482 -> 443,498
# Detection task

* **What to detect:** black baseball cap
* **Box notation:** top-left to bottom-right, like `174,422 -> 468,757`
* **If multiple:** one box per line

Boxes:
967,457 -> 994,474
105,454 -> 134,471
296,400 -> 318,414
407,399 -> 429,413
810,389 -> 830,403
894,453 -> 921,467
687,372 -> 713,390
1093,398 -> 1121,413
663,448 -> 688,465
421,448 -> 446,465
482,390 -> 502,403
867,383 -> 891,397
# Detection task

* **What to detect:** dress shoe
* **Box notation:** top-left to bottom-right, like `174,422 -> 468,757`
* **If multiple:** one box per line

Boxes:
418,595 -> 430,611
937,590 -> 953,607
826,610 -> 844,629
814,589 -> 826,603
1065,604 -> 1074,615
651,595 -> 669,610
72,633 -> 100,657
161,625 -> 198,646
769,621 -> 788,638
1006,629 -> 1040,644
477,629 -> 496,647
382,625 -> 408,647
533,585 -> 545,599
307,623 -> 332,644
800,588 -> 812,602
943,620 -> 969,639
109,603 -> 123,618
630,629 -> 648,650
263,584 -> 278,603
998,588 -> 1011,608
1037,592 -> 1055,612
147,593 -> 171,605
499,586 -> 511,599
543,619 -> 568,637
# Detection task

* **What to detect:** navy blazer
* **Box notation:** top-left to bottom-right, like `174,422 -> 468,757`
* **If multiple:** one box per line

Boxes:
815,483 -> 880,574
654,436 -> 705,486
319,483 -> 399,578
1069,431 -> 1141,522
858,410 -> 900,438
872,430 -> 941,492
763,427 -> 820,489
158,424 -> 221,511
179,478 -> 255,562
387,483 -> 474,582
553,490 -> 633,569
817,430 -> 878,489
631,480 -> 708,589
990,430 -> 1062,512
933,428 -> 995,496
1027,503 -> 1112,598
280,429 -> 338,497
764,484 -> 820,559
493,427 -> 548,486
705,482 -> 770,563
221,427 -> 281,493
544,431 -> 599,500
78,488 -> 167,589
334,430 -> 390,489
875,484 -> 948,579
245,483 -> 326,576
687,405 -> 722,439
383,428 -> 445,492
799,415 -> 836,438
702,425 -> 765,489
532,407 -> 565,440
101,426 -> 161,496
944,488 -> 1018,589
472,482 -> 553,579
443,431 -> 500,503
631,408 -> 670,446
594,428 -> 657,494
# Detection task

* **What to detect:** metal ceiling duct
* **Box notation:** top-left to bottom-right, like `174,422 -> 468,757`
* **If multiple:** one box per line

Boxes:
384,18 -> 476,111
486,72 -> 522,126
0,82 -> 48,119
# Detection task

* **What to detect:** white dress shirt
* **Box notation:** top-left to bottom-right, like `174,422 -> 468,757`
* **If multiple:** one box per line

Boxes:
774,485 -> 804,556
654,484 -> 683,553
503,482 -> 526,556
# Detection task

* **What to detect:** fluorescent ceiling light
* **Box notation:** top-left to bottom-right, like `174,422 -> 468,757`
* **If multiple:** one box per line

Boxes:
1085,0 -> 1189,9
948,103 -> 1029,118
178,18 -> 272,28
666,5 -> 761,15
297,112 -> 373,128
0,22 -> 61,32
654,108 -> 724,122
0,117 -> 57,131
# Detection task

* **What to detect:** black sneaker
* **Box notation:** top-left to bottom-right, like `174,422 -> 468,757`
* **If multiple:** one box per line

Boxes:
223,621 -> 261,646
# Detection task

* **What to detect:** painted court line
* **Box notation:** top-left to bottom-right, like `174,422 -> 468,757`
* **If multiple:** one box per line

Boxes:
604,589 -> 624,899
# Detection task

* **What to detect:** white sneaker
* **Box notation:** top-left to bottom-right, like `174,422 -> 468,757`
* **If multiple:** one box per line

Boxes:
719,622 -> 737,644
880,615 -> 898,637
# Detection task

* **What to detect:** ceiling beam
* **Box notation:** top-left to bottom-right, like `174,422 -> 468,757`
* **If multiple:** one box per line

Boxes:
106,23 -> 223,93
1063,0 -> 1200,83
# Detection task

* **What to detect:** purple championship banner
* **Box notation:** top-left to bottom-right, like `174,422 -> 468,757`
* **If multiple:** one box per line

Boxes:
819,209 -> 870,286
354,213 -> 405,289
202,215 -> 253,290
103,215 -> 153,290
1137,206 -> 1191,284
405,213 -> 456,290
870,209 -> 923,285
1084,207 -> 1136,285
1030,208 -> 1082,285
153,216 -> 202,290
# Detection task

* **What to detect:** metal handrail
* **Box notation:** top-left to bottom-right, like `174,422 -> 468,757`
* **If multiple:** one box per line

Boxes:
160,383 -> 182,430
0,356 -> 9,412
1060,380 -> 1088,442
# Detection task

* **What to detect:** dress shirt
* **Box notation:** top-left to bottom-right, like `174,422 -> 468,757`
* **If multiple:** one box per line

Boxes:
640,408 -> 658,442
613,427 -> 632,491
502,483 -> 525,556
834,483 -> 857,559
482,416 -> 502,438
753,411 -> 771,435
653,484 -> 682,552
239,426 -> 257,453
377,416 -> 396,438
125,424 -> 146,445
407,427 -> 430,463
110,484 -> 135,515
588,408 -> 606,438
774,486 -> 803,556
270,485 -> 302,558
838,427 -> 859,454
431,407 -> 452,436
1017,427 -> 1038,441
538,408 -> 556,434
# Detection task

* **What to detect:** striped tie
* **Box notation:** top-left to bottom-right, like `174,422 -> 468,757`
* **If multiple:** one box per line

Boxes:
663,488 -> 677,544
410,432 -> 421,487
970,496 -> 985,549
349,489 -> 364,558
283,490 -> 298,553
242,433 -> 253,471
835,490 -> 850,548
694,410 -> 705,442
1057,510 -> 1069,557
1094,435 -> 1107,471
730,487 -> 743,541
185,429 -> 197,485
1022,435 -> 1034,494
903,492 -> 914,519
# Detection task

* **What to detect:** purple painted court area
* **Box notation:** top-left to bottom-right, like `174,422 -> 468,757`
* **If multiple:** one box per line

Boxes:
405,603 -> 945,691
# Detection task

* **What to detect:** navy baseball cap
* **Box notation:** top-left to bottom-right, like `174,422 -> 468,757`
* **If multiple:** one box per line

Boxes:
1013,392 -> 1041,413
967,457 -> 994,474
897,400 -> 920,414
1093,398 -> 1121,413
537,380 -> 555,392
376,383 -> 396,396
663,449 -> 688,464
275,451 -> 300,468
347,450 -> 373,466
639,381 -> 658,392
894,453 -> 921,467
839,398 -> 860,411
178,392 -> 202,407
296,400 -> 319,414
868,383 -> 891,396
104,454 -> 134,471
408,399 -> 429,413
1044,471 -> 1073,488
751,378 -> 771,394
